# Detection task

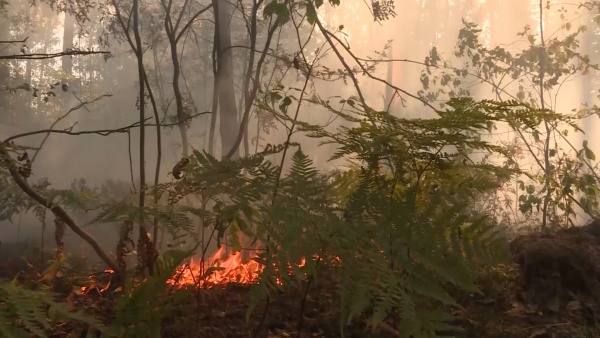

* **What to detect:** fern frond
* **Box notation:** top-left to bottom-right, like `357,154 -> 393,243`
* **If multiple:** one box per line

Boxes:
0,281 -> 107,337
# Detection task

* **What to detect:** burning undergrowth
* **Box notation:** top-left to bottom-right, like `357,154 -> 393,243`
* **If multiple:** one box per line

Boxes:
166,247 -> 267,288
52,223 -> 600,338
165,245 -> 341,290
61,246 -> 351,338
76,247 -> 308,297
5,225 -> 600,338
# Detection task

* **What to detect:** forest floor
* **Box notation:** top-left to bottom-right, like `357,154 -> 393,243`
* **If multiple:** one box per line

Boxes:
5,222 -> 600,338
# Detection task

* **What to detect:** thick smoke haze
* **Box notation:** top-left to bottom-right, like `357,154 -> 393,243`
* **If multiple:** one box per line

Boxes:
0,0 -> 599,264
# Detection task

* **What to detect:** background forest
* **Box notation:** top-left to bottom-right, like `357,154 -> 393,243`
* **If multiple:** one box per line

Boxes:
1,0 -> 600,337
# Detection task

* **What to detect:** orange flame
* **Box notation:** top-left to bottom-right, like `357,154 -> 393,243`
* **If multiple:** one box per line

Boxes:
78,248 -> 341,293
167,247 -> 263,288
167,247 -> 341,289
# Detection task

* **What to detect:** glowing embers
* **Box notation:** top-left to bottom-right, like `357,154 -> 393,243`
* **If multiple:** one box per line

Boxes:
80,269 -> 115,295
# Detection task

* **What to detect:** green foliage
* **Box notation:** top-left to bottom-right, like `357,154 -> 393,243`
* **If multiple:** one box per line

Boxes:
169,93 -> 516,336
311,98 -> 513,336
2,3 -> 600,337
0,280 -> 107,337
263,1 -> 290,24
370,0 -> 397,22
263,0 -> 346,26
90,200 -> 196,236
416,11 -> 600,229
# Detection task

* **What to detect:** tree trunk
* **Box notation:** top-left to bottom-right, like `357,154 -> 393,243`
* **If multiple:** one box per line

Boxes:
61,13 -> 74,76
214,0 -> 240,159
208,17 -> 219,156
384,44 -> 394,111
238,35 -> 250,158
164,6 -> 189,157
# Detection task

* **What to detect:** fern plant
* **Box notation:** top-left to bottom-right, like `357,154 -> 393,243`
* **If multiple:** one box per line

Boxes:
164,94 -> 527,337
286,96 -> 519,336
0,280 -> 108,337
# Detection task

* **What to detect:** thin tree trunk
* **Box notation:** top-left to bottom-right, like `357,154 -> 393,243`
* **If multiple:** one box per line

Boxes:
238,35 -> 250,158
208,15 -> 219,156
384,44 -> 394,111
538,0 -> 550,232
132,0 -> 154,274
152,46 -> 167,115
215,0 -> 239,159
164,4 -> 190,157
61,13 -> 74,76
223,8 -> 279,159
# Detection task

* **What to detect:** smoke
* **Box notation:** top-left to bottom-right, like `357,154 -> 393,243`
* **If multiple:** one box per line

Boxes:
0,0 -> 598,261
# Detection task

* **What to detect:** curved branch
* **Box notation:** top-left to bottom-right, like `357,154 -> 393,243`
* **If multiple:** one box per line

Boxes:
176,3 -> 214,42
320,25 -> 436,111
0,36 -> 28,44
313,17 -> 371,114
0,145 -> 119,272
3,118 -> 151,143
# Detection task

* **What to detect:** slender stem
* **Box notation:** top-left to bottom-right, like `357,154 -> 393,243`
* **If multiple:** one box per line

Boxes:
132,0 -> 152,272
142,70 -> 163,250
539,0 -> 550,232
208,1 -> 219,156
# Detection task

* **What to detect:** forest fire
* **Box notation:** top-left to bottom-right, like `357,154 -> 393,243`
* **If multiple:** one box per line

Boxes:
77,250 -> 263,294
78,247 -> 328,293
78,249 -> 263,294
167,247 -> 319,289
167,247 -> 264,288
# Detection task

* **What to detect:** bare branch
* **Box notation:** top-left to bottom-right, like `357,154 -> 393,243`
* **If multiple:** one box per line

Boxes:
318,22 -> 436,111
0,37 -> 29,44
3,111 -> 211,143
174,0 -> 192,32
224,15 -> 279,159
3,118 -> 151,143
31,94 -> 113,164
176,4 -> 213,42
0,50 -> 110,60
